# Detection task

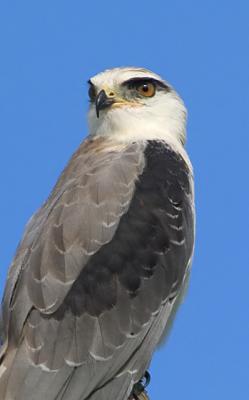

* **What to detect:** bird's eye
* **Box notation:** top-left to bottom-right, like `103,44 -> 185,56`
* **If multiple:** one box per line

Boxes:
88,84 -> 96,102
136,82 -> 156,97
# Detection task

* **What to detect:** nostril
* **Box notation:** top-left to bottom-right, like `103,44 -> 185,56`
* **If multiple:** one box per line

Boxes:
109,92 -> 115,97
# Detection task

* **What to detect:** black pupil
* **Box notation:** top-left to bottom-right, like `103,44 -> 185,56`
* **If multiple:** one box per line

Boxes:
142,84 -> 149,92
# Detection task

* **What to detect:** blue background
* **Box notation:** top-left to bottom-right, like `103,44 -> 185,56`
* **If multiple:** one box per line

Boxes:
0,1 -> 248,399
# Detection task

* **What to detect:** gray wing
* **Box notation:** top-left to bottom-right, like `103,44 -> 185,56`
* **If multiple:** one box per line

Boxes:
0,138 -> 195,400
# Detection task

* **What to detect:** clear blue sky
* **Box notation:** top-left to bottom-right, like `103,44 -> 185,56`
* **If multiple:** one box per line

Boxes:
0,1 -> 248,399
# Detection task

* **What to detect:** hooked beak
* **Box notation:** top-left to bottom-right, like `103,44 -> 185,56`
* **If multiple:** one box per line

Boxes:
95,90 -> 115,118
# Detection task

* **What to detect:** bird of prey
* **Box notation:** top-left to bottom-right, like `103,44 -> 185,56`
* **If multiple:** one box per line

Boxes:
0,67 -> 195,400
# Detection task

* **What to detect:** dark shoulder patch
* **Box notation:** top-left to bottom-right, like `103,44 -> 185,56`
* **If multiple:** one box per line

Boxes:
60,140 -> 194,318
144,141 -> 191,193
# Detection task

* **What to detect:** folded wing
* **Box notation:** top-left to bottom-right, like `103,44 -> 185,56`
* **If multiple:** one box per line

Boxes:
0,138 -> 194,400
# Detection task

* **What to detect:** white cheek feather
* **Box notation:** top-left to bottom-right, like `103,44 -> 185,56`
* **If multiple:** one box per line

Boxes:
88,91 -> 186,140
88,90 -> 191,171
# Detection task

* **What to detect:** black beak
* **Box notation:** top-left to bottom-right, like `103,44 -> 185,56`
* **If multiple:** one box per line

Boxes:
95,90 -> 115,118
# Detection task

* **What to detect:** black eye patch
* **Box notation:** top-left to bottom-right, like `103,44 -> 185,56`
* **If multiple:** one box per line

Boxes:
87,81 -> 96,102
122,77 -> 170,92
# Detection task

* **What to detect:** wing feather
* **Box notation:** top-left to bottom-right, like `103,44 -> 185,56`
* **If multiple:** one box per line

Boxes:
0,138 -> 195,400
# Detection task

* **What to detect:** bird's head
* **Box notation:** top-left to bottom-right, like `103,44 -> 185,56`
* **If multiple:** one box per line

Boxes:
88,67 -> 187,145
